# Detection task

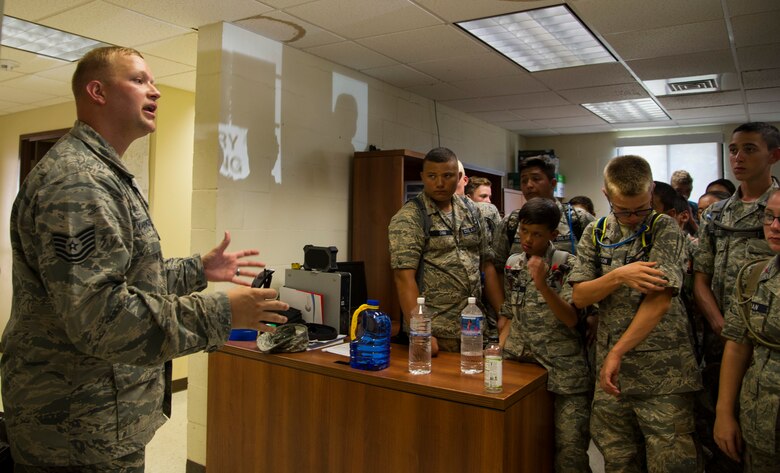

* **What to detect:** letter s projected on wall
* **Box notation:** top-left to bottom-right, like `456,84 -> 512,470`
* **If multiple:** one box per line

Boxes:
218,123 -> 250,181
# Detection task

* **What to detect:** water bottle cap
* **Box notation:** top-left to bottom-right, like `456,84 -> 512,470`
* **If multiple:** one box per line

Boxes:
366,299 -> 380,306
467,296 -> 476,304
416,297 -> 425,304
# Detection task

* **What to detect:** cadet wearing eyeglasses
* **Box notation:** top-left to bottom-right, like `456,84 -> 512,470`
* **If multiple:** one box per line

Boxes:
694,122 -> 780,472
568,155 -> 702,472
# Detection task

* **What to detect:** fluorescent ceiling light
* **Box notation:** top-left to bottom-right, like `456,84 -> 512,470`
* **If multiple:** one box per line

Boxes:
582,99 -> 669,123
456,5 -> 615,72
644,74 -> 720,96
1,15 -> 112,62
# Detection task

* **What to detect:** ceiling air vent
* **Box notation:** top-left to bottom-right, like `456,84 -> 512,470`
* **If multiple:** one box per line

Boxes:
643,74 -> 721,96
668,77 -> 719,93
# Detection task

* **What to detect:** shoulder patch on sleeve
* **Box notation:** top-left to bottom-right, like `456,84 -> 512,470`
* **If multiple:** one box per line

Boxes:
52,226 -> 96,264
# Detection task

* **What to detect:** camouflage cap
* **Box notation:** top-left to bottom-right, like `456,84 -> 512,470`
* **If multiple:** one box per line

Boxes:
256,324 -> 309,353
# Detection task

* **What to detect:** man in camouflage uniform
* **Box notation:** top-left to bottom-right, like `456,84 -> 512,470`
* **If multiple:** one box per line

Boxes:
694,122 -> 780,472
499,198 -> 591,473
715,189 -> 780,471
493,156 -> 594,266
1,47 -> 288,471
389,147 -> 501,353
570,155 -> 702,472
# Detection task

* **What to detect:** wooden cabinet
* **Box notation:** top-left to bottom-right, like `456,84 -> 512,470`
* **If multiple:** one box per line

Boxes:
350,149 -> 504,332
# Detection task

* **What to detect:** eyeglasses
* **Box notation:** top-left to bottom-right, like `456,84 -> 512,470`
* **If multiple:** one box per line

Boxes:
762,211 -> 780,225
610,202 -> 654,219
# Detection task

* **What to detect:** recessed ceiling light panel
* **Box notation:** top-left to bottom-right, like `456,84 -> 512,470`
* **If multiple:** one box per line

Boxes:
582,99 -> 669,123
1,16 -> 112,62
456,5 -> 615,72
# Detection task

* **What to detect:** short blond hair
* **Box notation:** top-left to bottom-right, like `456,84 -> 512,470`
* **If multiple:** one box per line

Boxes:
604,155 -> 653,197
671,170 -> 693,187
72,46 -> 143,100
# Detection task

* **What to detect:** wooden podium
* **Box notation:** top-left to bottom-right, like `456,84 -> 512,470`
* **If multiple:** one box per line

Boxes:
207,343 -> 553,472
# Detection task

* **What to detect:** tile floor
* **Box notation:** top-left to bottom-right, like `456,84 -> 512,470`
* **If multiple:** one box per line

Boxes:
145,389 -> 606,473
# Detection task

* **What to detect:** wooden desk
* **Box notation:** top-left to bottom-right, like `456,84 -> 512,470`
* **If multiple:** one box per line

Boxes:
207,343 -> 553,473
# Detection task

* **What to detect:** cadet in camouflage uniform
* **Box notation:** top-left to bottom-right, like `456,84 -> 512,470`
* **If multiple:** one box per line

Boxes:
1,47 -> 287,471
493,156 -> 594,267
570,155 -> 702,473
499,198 -> 591,473
694,122 -> 780,473
714,188 -> 780,471
389,147 -> 501,353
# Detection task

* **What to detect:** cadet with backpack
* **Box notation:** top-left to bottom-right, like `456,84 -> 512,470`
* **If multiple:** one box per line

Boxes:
569,155 -> 702,472
389,147 -> 502,354
714,188 -> 780,471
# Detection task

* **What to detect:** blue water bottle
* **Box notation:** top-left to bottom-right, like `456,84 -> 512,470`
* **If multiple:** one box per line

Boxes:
349,299 -> 391,370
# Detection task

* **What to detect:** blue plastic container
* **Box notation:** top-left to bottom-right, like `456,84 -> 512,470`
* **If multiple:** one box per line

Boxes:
349,299 -> 391,371
229,329 -> 258,341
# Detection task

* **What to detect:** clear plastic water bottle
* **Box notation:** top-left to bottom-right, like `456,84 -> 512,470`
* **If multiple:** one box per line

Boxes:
460,297 -> 484,374
408,296 -> 432,375
484,335 -> 503,393
349,300 -> 391,371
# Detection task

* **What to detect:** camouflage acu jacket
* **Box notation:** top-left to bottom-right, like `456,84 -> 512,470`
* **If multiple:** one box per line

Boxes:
501,244 -> 591,394
1,121 -> 231,466
722,255 -> 780,454
568,213 -> 702,395
694,183 -> 778,313
389,192 -> 492,340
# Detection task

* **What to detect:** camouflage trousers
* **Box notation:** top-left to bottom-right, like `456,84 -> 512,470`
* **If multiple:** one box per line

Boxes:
554,392 -> 592,473
14,449 -> 145,473
591,389 -> 702,473
436,337 -> 460,353
744,443 -> 780,473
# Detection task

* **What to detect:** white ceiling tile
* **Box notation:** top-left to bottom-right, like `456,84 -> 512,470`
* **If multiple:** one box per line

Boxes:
157,70 -> 196,92
552,124 -> 616,135
573,0 -> 723,35
28,96 -> 73,108
533,63 -> 635,91
404,82 -> 474,101
627,50 -> 735,80
537,116 -> 606,128
557,83 -> 649,104
612,121 -> 675,130
103,0 -> 272,29
669,105 -> 747,119
411,53 -> 521,82
604,20 -> 729,61
304,42 -> 396,71
509,105 -> 593,120
730,12 -> 780,48
0,47 -> 69,74
493,119 -> 549,130
36,63 -> 78,83
234,11 -> 345,49
750,112 -> 780,122
358,25 -> 485,64
42,2 -> 192,48
725,0 -> 780,16
0,84 -> 58,103
658,91 -> 744,110
361,64 -> 437,88
3,0 -> 92,21
286,0 -> 442,39
413,0 -> 559,23
442,92 -> 570,113
748,102 -> 780,114
449,74 -> 548,97
137,33 -> 199,68
142,54 -> 195,80
515,129 -> 559,137
675,115 -> 748,126
737,44 -> 780,71
469,111 -> 525,122
746,88 -> 780,103
1,75 -> 72,96
743,69 -> 780,89
262,0 -> 316,7
0,69 -> 24,82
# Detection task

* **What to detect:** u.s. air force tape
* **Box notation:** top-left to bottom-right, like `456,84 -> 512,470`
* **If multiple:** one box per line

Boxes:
52,226 -> 96,264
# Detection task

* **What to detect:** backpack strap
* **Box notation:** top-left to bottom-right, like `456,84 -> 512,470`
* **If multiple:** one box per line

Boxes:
551,249 -> 570,269
734,257 -> 780,350
411,195 -> 431,292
